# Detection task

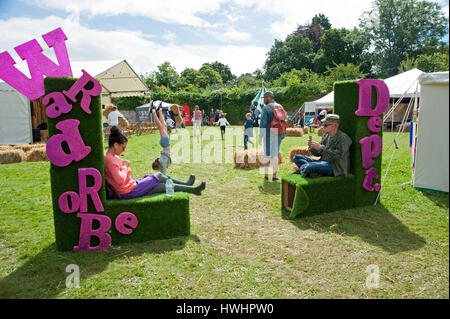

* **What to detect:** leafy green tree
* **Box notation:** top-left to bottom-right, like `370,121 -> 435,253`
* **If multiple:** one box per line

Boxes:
360,0 -> 449,76
196,64 -> 222,88
180,68 -> 199,86
312,13 -> 332,31
314,28 -> 371,74
236,73 -> 263,89
154,61 -> 180,90
415,52 -> 449,72
324,63 -> 366,90
203,61 -> 235,83
264,34 -> 314,81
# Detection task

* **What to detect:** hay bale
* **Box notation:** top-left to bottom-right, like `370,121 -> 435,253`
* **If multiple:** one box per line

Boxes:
286,128 -> 304,137
0,149 -> 26,164
303,126 -> 309,134
13,144 -> 34,152
317,127 -> 324,136
0,145 -> 12,151
25,148 -> 48,162
289,146 -> 312,162
234,149 -> 282,169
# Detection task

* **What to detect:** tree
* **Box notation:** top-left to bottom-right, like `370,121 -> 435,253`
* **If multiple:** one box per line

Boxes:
264,34 -> 314,81
203,61 -> 235,83
180,68 -> 199,86
324,63 -> 366,90
154,61 -> 180,90
400,51 -> 450,72
196,64 -> 222,88
314,28 -> 371,74
360,0 -> 449,77
416,52 -> 449,72
312,13 -> 332,31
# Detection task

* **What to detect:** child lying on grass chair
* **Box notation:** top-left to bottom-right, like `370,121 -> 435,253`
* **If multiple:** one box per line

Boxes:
105,126 -> 206,199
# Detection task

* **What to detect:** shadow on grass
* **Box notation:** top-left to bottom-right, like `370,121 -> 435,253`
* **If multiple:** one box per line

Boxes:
0,235 -> 196,298
286,204 -> 426,254
420,190 -> 449,209
258,179 -> 281,195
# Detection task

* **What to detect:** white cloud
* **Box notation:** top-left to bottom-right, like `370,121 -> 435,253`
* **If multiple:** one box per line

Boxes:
220,28 -> 252,42
0,15 -> 266,76
231,0 -> 374,39
22,0 -> 227,27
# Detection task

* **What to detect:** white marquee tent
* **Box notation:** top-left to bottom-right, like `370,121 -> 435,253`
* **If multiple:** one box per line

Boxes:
413,71 -> 449,193
0,82 -> 32,145
301,68 -> 425,115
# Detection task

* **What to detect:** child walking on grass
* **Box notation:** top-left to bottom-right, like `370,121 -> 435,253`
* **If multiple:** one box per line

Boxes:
217,113 -> 230,140
151,102 -> 172,175
244,112 -> 254,150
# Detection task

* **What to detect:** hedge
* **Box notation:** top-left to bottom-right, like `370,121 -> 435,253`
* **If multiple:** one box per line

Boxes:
112,84 -> 324,124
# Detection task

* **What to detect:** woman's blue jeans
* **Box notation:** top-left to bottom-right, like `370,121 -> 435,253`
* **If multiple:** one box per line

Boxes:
293,155 -> 334,177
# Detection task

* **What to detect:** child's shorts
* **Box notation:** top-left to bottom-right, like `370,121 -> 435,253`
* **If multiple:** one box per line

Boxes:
159,136 -> 170,148
220,125 -> 226,133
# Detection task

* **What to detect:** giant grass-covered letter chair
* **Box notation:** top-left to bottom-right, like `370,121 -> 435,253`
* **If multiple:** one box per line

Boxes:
45,77 -> 190,251
281,80 -> 385,218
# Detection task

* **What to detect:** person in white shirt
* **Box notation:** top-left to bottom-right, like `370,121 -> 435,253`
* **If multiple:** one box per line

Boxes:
165,115 -> 175,135
107,106 -> 125,127
217,113 -> 230,140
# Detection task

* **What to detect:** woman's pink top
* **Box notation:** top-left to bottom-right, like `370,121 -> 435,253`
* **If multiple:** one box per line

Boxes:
194,109 -> 202,121
104,152 -> 137,195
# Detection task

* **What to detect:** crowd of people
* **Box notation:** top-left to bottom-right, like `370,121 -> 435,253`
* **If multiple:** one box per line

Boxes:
105,91 -> 352,193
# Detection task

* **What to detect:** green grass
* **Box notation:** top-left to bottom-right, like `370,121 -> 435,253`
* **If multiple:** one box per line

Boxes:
0,127 -> 448,298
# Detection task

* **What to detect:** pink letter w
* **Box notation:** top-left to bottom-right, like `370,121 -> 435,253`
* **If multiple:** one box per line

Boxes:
0,27 -> 72,100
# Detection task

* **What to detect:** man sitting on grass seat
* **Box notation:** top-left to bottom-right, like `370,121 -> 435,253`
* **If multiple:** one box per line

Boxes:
293,114 -> 352,178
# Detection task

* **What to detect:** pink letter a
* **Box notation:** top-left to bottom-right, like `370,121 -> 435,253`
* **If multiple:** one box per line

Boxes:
0,27 -> 72,100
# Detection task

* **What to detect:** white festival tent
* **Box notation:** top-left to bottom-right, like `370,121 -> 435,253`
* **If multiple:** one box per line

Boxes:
413,71 -> 449,193
0,82 -> 33,145
301,68 -> 425,115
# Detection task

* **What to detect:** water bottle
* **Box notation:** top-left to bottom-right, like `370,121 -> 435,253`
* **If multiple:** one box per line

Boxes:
165,176 -> 174,197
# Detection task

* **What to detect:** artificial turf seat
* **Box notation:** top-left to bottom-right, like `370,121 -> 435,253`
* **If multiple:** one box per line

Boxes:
282,174 -> 355,219
280,80 -> 383,219
44,77 -> 191,251
104,192 -> 190,245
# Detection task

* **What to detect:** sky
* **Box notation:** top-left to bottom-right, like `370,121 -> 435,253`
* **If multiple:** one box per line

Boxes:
0,0 -> 448,77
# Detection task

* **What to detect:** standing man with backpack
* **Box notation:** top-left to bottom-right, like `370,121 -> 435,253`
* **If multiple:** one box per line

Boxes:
258,91 -> 287,181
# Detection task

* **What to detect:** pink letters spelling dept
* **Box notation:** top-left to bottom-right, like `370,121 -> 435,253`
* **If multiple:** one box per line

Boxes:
355,79 -> 389,192
0,27 -> 138,251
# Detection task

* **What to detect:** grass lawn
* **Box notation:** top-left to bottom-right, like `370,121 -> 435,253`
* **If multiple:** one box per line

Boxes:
0,126 -> 448,298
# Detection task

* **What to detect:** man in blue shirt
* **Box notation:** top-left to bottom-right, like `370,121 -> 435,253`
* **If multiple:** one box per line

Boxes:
258,91 -> 286,181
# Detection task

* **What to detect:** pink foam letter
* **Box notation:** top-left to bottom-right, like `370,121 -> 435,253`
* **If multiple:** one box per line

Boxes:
46,119 -> 91,167
367,116 -> 383,133
362,167 -> 381,192
58,191 -> 80,213
355,79 -> 389,117
115,212 -> 138,235
0,27 -> 72,100
78,168 -> 104,213
63,70 -> 102,114
43,92 -> 72,118
359,134 -> 382,169
73,213 -> 111,252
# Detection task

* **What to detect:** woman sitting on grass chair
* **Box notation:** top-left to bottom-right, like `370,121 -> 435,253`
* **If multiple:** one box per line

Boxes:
105,126 -> 206,199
